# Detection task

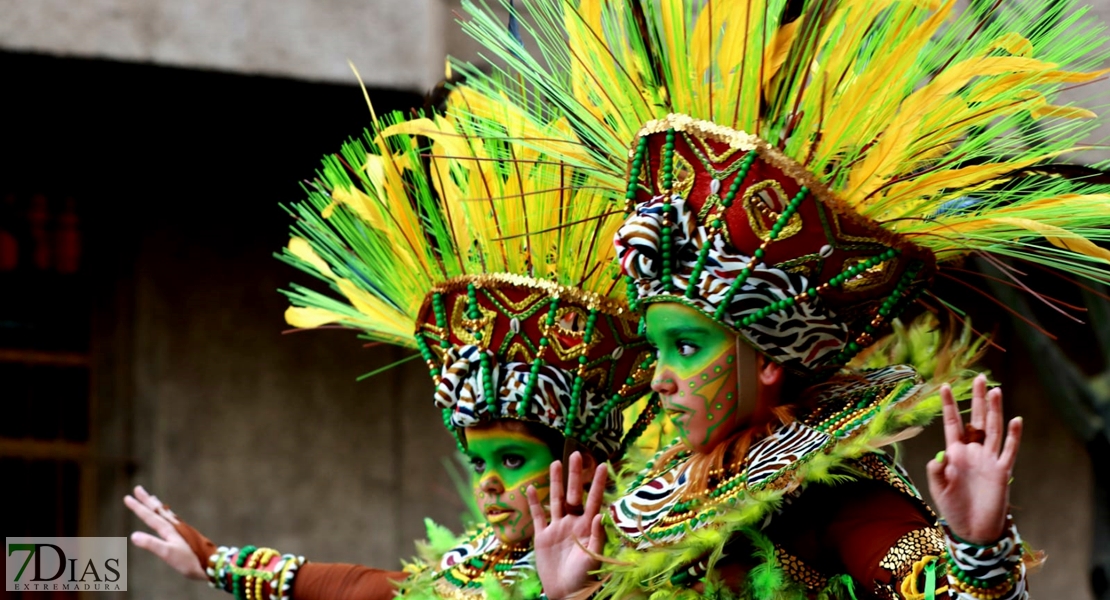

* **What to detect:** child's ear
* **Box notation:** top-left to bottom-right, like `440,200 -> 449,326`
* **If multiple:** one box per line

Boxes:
758,355 -> 784,386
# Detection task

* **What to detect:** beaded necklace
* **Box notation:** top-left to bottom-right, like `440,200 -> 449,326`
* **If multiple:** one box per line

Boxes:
622,441 -> 754,542
437,529 -> 534,593
617,373 -> 918,544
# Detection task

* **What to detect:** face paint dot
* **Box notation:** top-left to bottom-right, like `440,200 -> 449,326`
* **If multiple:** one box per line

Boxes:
726,393 -> 734,400
701,374 -> 709,381
714,366 -> 722,373
707,414 -> 714,420
678,391 -> 685,397
727,355 -> 735,364
509,494 -> 515,500
689,381 -> 697,388
715,403 -> 723,409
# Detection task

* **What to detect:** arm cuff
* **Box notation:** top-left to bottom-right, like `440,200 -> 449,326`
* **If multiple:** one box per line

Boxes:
940,518 -> 1026,600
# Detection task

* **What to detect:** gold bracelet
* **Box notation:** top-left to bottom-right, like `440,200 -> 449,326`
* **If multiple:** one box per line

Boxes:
244,548 -> 266,600
253,549 -> 279,600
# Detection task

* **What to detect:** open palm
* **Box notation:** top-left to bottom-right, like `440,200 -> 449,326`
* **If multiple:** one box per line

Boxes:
527,452 -> 607,600
123,485 -> 206,581
927,374 -> 1022,545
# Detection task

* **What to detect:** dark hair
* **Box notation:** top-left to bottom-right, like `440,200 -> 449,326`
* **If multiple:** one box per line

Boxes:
779,371 -> 811,405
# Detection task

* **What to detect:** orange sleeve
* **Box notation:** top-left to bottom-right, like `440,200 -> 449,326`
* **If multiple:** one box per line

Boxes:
172,519 -> 218,572
290,564 -> 408,600
172,520 -> 409,600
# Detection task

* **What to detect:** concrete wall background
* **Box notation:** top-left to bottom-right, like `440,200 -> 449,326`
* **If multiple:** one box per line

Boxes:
0,0 -> 445,89
126,227 -> 462,600
0,0 -> 517,90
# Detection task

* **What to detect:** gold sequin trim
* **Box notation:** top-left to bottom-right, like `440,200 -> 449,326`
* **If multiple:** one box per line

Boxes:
774,546 -> 829,591
854,453 -> 921,504
874,582 -> 899,600
431,273 -> 630,318
879,528 -> 946,580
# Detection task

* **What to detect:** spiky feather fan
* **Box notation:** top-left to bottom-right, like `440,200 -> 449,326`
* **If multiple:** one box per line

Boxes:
453,0 -> 1110,288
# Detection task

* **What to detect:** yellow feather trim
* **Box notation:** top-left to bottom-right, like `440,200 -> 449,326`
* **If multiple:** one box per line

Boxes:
981,216 -> 1110,262
284,306 -> 344,329
288,236 -> 335,277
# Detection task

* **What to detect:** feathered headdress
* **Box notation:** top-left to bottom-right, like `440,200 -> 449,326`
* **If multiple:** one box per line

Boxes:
280,107 -> 654,458
452,0 -> 1110,380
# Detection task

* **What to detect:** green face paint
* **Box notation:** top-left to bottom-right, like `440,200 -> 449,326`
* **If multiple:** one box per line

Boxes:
646,303 -> 751,453
465,425 -> 554,545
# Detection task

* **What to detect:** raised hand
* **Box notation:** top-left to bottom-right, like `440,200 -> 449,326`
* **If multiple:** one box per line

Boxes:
927,374 -> 1022,545
124,485 -> 207,581
526,452 -> 607,600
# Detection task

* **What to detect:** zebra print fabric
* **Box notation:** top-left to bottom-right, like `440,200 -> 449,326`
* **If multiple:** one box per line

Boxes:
437,528 -> 536,588
434,344 -> 623,457
943,518 -> 1027,600
609,421 -> 833,549
614,194 -> 847,374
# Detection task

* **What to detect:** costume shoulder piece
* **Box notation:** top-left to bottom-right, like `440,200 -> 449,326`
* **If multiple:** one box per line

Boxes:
399,526 -> 540,600
605,367 -> 923,574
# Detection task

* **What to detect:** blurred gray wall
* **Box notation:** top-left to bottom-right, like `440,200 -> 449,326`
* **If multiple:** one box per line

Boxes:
121,227 -> 464,600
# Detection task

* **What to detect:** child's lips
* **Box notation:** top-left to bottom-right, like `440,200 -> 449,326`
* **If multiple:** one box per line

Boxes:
485,506 -> 514,524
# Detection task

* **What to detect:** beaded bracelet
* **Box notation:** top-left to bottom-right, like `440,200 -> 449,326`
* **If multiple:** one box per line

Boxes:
232,546 -> 257,600
268,556 -> 296,600
253,549 -> 279,600
218,547 -> 237,592
268,556 -> 290,600
271,555 -> 305,600
945,562 -> 1021,600
218,546 -> 240,593
941,517 -> 1024,599
244,549 -> 263,600
207,547 -> 234,590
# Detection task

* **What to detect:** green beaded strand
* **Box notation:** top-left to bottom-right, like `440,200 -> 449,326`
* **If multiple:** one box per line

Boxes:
442,408 -> 465,451
661,199 -> 675,292
714,185 -> 809,321
564,308 -> 598,439
519,357 -> 542,418
414,333 -> 438,380
518,298 -> 560,417
685,152 -> 758,300
582,392 -> 621,439
465,283 -> 481,323
660,129 -> 677,292
232,546 -> 256,600
626,136 -> 649,212
480,351 -> 496,416
415,292 -> 454,382
624,274 -> 641,313
583,353 -> 656,437
661,129 -> 676,190
831,259 -> 921,365
465,283 -> 497,415
432,292 -> 450,349
826,248 -> 901,290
